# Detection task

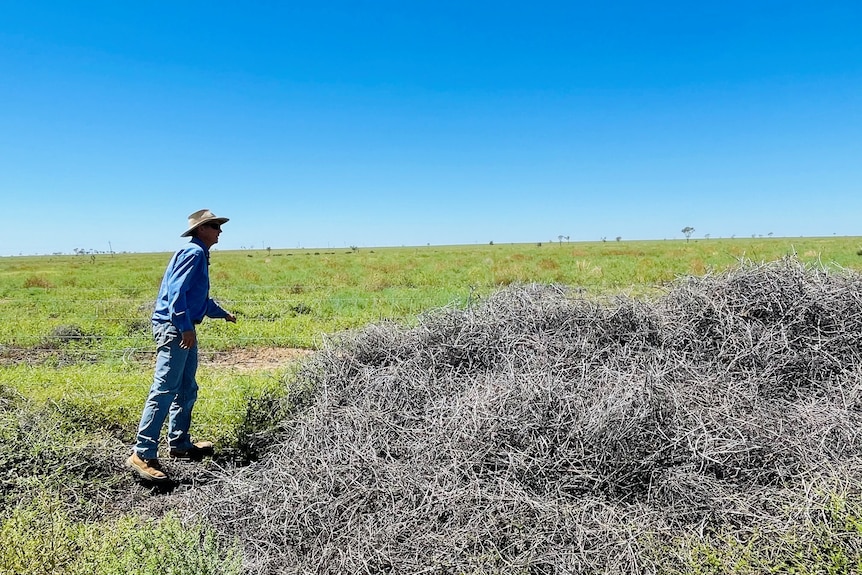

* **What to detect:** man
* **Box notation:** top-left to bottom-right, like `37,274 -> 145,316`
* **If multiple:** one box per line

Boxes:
126,209 -> 237,482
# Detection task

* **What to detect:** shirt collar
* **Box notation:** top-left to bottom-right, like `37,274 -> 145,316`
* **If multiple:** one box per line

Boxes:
190,237 -> 211,264
190,237 -> 209,251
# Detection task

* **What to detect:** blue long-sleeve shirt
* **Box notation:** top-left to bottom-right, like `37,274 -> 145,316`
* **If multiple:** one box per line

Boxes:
151,238 -> 229,332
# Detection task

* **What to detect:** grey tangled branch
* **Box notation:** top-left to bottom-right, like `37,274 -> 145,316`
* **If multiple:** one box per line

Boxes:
180,257 -> 862,574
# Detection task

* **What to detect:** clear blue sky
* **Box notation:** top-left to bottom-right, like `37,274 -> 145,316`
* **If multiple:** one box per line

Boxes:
1,1 -> 860,255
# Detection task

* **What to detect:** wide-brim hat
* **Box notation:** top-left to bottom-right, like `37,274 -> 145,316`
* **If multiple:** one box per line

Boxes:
181,209 -> 230,237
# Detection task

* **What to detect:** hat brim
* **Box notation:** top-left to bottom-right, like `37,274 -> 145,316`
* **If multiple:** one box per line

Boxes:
181,217 -> 230,237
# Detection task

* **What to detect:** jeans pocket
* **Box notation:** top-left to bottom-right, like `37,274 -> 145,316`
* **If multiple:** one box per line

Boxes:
153,323 -> 179,348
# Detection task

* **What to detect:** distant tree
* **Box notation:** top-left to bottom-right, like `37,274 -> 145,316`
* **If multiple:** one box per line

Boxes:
558,235 -> 564,245
704,234 -> 711,240
681,227 -> 695,242
615,236 -> 622,242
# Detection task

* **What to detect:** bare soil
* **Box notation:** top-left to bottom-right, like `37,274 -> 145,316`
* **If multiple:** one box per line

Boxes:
203,347 -> 313,371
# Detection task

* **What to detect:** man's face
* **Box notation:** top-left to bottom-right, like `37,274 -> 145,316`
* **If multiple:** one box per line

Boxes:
197,221 -> 222,248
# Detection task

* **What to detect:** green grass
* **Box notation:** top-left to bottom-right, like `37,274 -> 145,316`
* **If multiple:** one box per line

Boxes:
3,236 -> 862,463
3,237 -> 862,350
0,360 -> 289,447
0,498 -> 242,575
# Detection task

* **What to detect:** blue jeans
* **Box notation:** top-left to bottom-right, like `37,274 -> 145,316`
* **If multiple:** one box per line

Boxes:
134,322 -> 199,459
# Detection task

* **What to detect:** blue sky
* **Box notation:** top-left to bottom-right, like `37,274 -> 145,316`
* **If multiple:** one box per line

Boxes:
1,2 -> 860,255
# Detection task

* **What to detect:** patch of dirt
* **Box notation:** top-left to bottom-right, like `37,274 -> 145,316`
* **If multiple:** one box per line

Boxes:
203,347 -> 313,371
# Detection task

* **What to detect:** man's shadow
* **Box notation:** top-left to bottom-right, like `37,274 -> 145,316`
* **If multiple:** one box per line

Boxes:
127,457 -> 214,494
134,475 -> 180,494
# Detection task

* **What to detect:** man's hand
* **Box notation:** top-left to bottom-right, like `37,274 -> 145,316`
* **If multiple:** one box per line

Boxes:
225,313 -> 237,323
180,330 -> 197,349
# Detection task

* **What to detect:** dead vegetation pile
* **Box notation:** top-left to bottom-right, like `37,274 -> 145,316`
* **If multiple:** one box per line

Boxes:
182,258 -> 862,574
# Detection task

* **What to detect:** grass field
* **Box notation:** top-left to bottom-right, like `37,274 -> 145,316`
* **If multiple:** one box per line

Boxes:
3,236 -> 862,574
4,236 -> 862,350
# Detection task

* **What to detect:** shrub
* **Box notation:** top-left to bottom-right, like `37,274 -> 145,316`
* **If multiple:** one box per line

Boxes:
23,275 -> 53,289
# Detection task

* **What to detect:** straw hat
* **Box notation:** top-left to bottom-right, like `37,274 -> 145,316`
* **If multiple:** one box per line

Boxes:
181,209 -> 230,237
